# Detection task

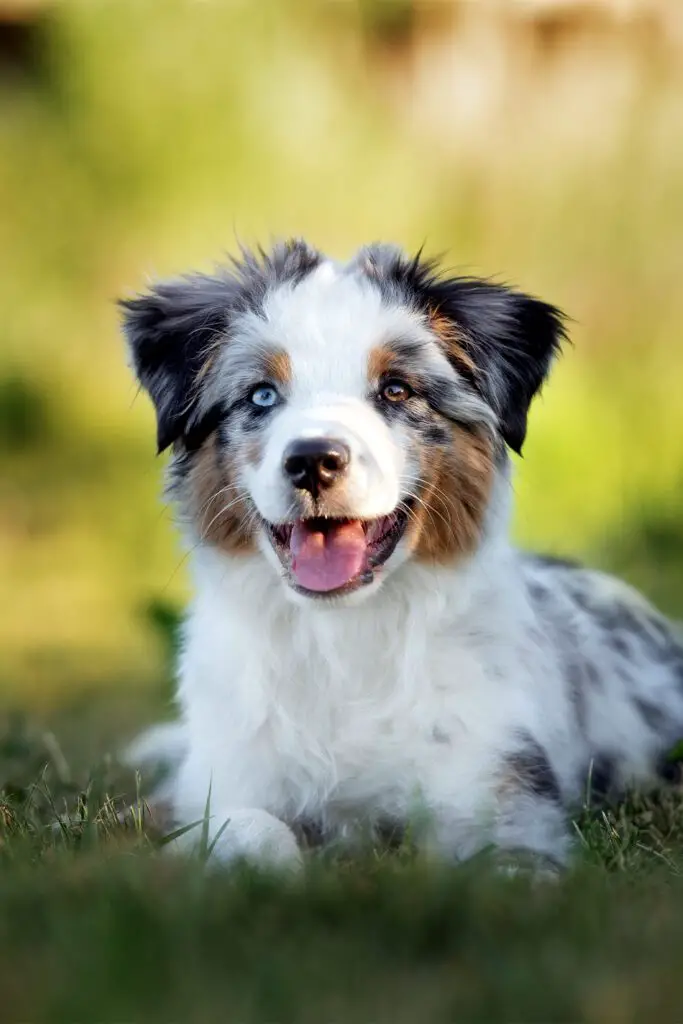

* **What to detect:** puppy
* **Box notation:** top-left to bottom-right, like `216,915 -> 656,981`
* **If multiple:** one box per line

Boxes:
121,240 -> 683,869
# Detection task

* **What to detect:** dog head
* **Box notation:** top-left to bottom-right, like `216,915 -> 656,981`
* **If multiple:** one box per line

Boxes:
121,240 -> 566,604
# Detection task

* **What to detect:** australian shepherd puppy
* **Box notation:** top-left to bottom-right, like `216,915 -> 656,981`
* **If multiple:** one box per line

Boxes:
121,240 -> 683,870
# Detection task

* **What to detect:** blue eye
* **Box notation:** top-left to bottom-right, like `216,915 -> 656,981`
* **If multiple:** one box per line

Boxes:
250,385 -> 280,409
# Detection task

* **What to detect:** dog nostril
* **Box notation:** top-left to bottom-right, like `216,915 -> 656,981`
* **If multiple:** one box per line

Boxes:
283,438 -> 350,495
284,456 -> 306,477
321,454 -> 342,473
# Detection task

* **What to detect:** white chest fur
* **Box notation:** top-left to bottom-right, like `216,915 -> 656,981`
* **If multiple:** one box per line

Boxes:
174,542 -> 560,844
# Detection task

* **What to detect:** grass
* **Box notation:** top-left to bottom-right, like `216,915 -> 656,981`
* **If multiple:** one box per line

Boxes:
8,854 -> 683,1024
0,716 -> 683,1022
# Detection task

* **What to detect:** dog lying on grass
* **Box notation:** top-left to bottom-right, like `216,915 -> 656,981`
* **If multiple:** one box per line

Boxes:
121,240 -> 683,870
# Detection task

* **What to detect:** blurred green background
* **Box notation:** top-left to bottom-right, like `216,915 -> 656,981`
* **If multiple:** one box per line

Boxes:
1,0 -> 682,729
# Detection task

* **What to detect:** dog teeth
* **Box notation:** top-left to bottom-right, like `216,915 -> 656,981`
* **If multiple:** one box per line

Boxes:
365,522 -> 379,544
366,515 -> 396,546
367,519 -> 387,544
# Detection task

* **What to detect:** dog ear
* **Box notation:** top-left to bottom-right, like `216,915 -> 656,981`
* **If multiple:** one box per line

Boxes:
120,241 -> 323,454
119,276 -> 228,453
366,249 -> 567,454
427,276 -> 567,454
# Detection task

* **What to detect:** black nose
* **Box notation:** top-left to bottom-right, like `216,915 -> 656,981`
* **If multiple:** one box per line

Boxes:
283,438 -> 350,497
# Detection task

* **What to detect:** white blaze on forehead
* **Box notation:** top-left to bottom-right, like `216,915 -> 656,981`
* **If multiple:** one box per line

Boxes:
311,259 -> 339,286
258,261 -> 428,400
206,255 -> 494,437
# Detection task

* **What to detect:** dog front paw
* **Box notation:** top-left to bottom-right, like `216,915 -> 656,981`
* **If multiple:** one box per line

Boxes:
180,808 -> 303,871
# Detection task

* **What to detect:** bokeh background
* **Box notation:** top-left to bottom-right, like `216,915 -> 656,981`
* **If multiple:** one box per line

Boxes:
2,0 -> 683,745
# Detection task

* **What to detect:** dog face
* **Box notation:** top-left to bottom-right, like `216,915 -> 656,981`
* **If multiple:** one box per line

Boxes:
121,241 -> 565,604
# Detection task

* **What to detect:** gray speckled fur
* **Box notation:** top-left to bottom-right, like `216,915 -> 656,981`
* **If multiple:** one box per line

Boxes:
520,553 -> 683,802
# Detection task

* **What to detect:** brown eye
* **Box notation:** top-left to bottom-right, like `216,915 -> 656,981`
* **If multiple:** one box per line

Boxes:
381,380 -> 412,403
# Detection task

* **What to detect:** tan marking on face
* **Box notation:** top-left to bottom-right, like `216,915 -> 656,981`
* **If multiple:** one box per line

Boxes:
429,310 -> 476,375
183,434 -> 255,554
409,426 -> 495,563
367,344 -> 399,383
263,348 -> 292,387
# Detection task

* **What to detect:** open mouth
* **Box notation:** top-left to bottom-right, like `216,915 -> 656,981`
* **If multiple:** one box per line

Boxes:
265,506 -> 410,597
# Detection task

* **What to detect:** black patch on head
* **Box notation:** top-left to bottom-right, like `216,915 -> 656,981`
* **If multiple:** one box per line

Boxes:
120,239 -> 321,453
356,245 -> 567,453
230,239 -> 323,313
506,735 -> 562,803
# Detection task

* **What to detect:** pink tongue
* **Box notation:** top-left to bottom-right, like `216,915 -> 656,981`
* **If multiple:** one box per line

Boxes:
290,520 -> 367,592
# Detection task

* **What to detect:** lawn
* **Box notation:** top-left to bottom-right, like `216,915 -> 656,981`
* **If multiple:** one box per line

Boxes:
1,716 -> 683,1023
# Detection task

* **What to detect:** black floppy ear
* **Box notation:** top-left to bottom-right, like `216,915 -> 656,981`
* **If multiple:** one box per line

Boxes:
372,250 -> 567,454
428,278 -> 567,453
119,276 -> 228,453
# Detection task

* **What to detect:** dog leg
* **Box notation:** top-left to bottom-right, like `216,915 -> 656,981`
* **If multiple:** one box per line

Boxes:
422,740 -> 572,872
169,806 -> 303,870
423,793 -> 571,875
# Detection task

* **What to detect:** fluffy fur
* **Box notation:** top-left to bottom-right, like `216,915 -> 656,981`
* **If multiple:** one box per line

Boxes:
121,240 -> 683,870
